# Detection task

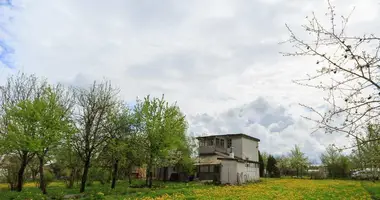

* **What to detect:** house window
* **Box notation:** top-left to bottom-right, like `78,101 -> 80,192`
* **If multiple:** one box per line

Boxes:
199,139 -> 205,146
200,166 -> 208,172
220,139 -> 224,147
207,139 -> 214,146
209,165 -> 214,172
227,139 -> 232,148
214,165 -> 220,173
216,138 -> 220,146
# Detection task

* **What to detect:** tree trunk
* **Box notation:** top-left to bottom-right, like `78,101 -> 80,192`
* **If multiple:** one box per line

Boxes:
145,168 -> 149,186
38,156 -> 47,194
16,154 -> 28,192
111,159 -> 119,189
163,167 -> 168,182
127,165 -> 132,184
149,171 -> 153,188
80,159 -> 90,193
68,168 -> 75,189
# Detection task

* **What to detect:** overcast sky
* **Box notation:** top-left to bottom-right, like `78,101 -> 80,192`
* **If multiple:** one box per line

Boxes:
1,0 -> 379,162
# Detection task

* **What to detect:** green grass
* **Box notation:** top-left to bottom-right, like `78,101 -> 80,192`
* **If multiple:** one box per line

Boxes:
361,181 -> 380,200
0,179 -> 379,200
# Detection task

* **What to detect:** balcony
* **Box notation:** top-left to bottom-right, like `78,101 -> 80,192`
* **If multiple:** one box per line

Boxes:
199,145 -> 228,155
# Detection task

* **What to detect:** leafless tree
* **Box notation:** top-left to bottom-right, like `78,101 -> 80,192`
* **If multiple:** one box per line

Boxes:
283,1 -> 380,149
72,80 -> 119,193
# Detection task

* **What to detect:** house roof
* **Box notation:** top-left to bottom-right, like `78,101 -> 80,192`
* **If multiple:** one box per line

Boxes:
196,133 -> 260,142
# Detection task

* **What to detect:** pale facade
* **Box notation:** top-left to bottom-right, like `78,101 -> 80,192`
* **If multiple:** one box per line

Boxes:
196,133 -> 260,184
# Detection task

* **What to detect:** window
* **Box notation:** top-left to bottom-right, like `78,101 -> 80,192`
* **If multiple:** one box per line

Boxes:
227,139 -> 232,148
200,166 -> 208,172
214,165 -> 220,173
220,139 -> 224,147
199,165 -> 220,173
209,165 -> 214,172
199,139 -> 205,146
216,138 -> 220,146
207,139 -> 214,146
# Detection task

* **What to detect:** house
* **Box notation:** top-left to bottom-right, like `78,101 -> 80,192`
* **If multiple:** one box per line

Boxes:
154,165 -> 189,181
195,133 -> 260,184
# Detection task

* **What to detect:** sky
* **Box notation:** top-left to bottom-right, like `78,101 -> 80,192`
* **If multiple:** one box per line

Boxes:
0,0 -> 379,162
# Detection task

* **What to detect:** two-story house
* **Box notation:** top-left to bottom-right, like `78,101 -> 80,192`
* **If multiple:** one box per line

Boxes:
195,133 -> 260,184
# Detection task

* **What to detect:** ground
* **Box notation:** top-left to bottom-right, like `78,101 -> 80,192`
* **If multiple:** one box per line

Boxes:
0,179 -> 379,200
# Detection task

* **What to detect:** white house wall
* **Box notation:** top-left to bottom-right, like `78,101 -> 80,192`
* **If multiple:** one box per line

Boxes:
241,138 -> 259,162
220,160 -> 237,184
231,138 -> 243,158
236,162 -> 260,184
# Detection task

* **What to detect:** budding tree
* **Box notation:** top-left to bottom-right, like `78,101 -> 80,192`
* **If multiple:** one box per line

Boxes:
284,1 -> 380,149
72,81 -> 119,193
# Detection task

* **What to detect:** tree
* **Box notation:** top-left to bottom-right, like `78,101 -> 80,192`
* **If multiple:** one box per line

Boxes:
0,73 -> 47,192
321,145 -> 351,178
102,104 -> 136,189
4,85 -> 74,194
0,154 -> 19,190
134,94 -> 187,187
284,1 -> 380,150
261,152 -> 268,172
289,145 -> 308,178
266,155 -> 280,178
351,124 -> 380,179
72,81 -> 119,193
54,136 -> 82,188
258,151 -> 264,177
276,155 -> 291,177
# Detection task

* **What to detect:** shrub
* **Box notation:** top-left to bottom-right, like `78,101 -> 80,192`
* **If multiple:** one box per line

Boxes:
89,168 -> 110,185
44,170 -> 55,186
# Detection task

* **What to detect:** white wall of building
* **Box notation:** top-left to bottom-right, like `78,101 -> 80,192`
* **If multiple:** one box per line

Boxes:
236,162 -> 260,184
230,138 -> 243,158
242,138 -> 259,162
220,160 -> 237,184
220,160 -> 260,184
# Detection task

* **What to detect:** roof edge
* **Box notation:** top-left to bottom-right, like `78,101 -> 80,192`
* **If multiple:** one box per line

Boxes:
196,133 -> 260,142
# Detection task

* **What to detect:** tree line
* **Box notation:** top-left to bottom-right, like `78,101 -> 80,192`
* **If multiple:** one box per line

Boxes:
0,73 -> 195,194
259,130 -> 379,180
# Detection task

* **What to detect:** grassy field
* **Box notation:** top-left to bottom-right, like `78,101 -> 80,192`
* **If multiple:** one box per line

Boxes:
0,178 -> 379,200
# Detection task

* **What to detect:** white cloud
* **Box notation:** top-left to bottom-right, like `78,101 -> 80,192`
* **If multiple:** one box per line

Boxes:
1,0 -> 378,161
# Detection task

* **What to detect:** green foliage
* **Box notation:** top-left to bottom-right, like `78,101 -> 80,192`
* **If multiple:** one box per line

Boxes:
321,145 -> 351,178
276,156 -> 291,177
0,154 -> 19,190
266,155 -> 280,178
88,168 -> 110,185
258,151 -> 264,177
289,145 -> 309,177
43,170 -> 55,186
133,94 -> 188,186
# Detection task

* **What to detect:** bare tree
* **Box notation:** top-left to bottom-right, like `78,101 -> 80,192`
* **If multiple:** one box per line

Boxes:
72,81 -> 119,193
283,1 -> 380,148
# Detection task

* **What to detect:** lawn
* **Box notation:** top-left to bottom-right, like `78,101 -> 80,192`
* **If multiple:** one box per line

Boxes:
0,179 -> 379,200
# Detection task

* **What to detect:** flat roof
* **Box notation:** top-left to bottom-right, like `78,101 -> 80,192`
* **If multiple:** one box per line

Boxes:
196,133 -> 260,142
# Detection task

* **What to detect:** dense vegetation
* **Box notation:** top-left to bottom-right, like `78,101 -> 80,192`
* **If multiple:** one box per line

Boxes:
0,73 -> 196,195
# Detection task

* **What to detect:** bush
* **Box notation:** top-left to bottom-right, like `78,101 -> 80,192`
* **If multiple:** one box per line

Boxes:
310,171 -> 325,179
89,168 -> 110,185
44,170 -> 55,186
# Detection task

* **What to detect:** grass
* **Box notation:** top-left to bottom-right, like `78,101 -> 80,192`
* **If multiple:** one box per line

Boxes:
0,178 -> 379,200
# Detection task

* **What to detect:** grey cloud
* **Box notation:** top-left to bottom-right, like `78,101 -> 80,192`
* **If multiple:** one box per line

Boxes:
188,97 -> 349,162
124,0 -> 191,30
